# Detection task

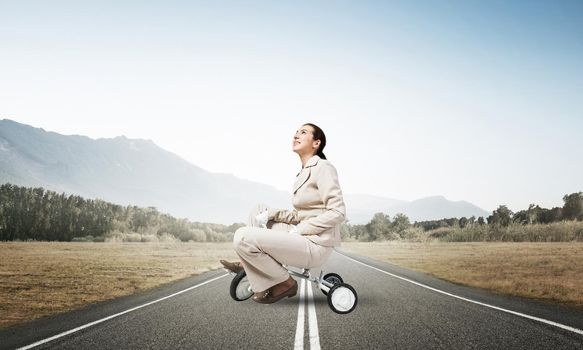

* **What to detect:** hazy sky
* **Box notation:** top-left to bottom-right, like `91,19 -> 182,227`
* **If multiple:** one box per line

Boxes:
1,0 -> 582,212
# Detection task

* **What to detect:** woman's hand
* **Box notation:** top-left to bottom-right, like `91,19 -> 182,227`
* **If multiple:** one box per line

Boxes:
255,209 -> 269,228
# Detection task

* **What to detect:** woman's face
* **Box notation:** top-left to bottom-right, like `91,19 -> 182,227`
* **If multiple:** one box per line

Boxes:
293,124 -> 320,155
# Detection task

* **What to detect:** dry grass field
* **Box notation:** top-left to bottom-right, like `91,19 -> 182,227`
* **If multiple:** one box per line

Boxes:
2,241 -> 582,330
0,242 -> 238,329
341,241 -> 583,308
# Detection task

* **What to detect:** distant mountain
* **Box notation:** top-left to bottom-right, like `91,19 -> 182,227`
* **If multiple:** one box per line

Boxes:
398,195 -> 490,222
0,119 -> 290,224
344,194 -> 490,224
0,119 -> 491,224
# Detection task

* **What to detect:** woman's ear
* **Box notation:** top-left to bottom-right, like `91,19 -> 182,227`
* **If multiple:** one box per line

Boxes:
313,139 -> 321,150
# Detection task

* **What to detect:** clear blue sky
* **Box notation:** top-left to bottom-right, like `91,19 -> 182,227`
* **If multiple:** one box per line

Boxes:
1,0 -> 582,212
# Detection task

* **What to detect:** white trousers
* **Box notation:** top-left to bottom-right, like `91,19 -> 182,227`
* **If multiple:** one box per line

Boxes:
233,203 -> 333,292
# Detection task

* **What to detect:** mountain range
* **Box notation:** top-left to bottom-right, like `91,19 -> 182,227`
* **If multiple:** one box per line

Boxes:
0,119 -> 490,224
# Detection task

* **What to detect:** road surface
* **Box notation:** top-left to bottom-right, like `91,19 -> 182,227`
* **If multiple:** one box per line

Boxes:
1,249 -> 582,349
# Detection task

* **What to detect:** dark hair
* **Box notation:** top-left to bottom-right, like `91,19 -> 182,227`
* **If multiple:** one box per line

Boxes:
303,123 -> 327,160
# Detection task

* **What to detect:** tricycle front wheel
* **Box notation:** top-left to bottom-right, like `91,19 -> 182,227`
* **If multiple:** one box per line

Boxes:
230,270 -> 254,301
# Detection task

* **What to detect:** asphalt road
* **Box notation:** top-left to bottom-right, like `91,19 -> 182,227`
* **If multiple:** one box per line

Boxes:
1,249 -> 582,350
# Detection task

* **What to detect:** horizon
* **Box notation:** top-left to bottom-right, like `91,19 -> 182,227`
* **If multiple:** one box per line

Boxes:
1,1 -> 582,213
0,117 -> 577,215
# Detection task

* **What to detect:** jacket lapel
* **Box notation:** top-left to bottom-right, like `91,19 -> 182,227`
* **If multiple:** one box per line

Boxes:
292,155 -> 320,194
293,169 -> 310,194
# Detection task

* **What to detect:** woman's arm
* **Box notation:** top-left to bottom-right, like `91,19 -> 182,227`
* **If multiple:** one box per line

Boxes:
296,161 -> 346,235
267,208 -> 301,225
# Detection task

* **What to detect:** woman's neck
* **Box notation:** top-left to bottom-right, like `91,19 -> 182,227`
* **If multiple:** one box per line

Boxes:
299,153 -> 316,168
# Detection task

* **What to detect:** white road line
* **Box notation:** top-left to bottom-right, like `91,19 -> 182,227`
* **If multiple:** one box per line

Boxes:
294,279 -> 306,350
306,281 -> 322,350
17,273 -> 230,350
337,251 -> 583,336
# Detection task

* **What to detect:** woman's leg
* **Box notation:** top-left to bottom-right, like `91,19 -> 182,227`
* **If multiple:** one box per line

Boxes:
233,203 -> 265,271
234,203 -> 294,269
233,227 -> 314,292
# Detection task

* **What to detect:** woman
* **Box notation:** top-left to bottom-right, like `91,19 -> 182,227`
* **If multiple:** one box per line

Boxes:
220,123 -> 346,304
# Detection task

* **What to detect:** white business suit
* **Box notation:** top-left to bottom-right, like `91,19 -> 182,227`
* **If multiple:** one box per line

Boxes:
233,154 -> 346,292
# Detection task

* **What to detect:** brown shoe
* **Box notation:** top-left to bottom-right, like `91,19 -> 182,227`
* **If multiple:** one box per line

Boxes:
220,259 -> 243,273
252,277 -> 298,304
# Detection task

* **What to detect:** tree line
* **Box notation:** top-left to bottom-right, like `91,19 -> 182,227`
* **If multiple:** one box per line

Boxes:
0,183 -> 242,242
342,192 -> 583,242
1,182 -> 581,242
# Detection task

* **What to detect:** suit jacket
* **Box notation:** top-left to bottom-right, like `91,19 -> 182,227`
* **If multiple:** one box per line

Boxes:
267,154 -> 346,247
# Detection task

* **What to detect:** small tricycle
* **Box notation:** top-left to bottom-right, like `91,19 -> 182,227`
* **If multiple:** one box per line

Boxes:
226,265 -> 358,314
